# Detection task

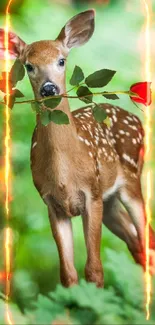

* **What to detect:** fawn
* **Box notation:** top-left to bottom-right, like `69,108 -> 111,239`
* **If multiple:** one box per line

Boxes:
0,10 -> 154,287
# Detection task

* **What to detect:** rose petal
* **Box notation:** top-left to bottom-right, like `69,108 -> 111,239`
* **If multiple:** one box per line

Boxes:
130,81 -> 152,106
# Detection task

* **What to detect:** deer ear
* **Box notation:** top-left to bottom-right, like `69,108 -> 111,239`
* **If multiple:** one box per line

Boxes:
0,29 -> 26,59
56,9 -> 95,51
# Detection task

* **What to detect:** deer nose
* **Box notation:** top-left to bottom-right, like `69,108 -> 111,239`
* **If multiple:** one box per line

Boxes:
40,82 -> 59,97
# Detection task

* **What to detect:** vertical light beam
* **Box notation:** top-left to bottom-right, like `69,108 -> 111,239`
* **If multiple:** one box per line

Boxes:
4,0 -> 14,324
142,0 -> 152,320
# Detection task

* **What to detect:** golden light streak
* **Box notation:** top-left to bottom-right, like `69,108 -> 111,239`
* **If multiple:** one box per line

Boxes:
142,0 -> 152,320
4,0 -> 14,324
5,228 -> 13,325
145,171 -> 152,320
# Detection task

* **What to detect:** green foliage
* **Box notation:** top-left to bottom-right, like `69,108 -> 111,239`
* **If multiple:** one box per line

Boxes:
103,116 -> 111,127
0,63 -> 119,125
4,94 -> 15,109
13,89 -> 25,98
0,63 -> 119,126
85,69 -> 116,88
41,110 -> 69,126
76,86 -> 93,103
92,104 -> 107,122
43,97 -> 62,110
70,65 -> 84,86
10,59 -> 25,86
102,92 -> 119,100
31,101 -> 41,113
0,58 -> 143,127
1,250 -> 154,325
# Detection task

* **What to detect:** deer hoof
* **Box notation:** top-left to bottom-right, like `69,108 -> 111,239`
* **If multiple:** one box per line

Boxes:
85,261 -> 104,288
60,269 -> 78,287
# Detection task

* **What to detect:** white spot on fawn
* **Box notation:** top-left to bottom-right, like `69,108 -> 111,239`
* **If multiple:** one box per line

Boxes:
119,130 -> 125,135
84,113 -> 90,117
78,136 -> 84,142
75,113 -> 81,118
129,125 -> 137,131
113,115 -> 117,122
133,116 -> 139,123
132,138 -> 137,144
127,116 -> 133,121
122,153 -> 137,168
129,223 -> 137,237
85,139 -> 90,146
85,107 -> 91,112
89,130 -> 93,137
32,142 -> 37,149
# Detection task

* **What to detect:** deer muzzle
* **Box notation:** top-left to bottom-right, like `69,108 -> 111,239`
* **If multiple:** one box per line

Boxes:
40,81 -> 60,97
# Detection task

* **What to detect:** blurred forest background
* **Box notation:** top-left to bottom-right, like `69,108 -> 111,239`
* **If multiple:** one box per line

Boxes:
0,0 -> 155,324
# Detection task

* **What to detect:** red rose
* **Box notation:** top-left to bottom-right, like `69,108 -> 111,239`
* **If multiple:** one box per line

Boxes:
130,82 -> 152,106
0,29 -> 17,59
0,79 -> 13,94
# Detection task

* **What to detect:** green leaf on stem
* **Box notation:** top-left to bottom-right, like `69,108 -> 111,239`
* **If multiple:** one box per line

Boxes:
92,105 -> 107,123
70,66 -> 84,86
13,89 -> 25,98
4,94 -> 15,109
31,102 -> 41,113
103,116 -> 111,127
102,92 -> 119,100
77,86 -> 93,103
10,59 -> 25,86
43,96 -> 62,109
85,69 -> 116,88
41,110 -> 69,126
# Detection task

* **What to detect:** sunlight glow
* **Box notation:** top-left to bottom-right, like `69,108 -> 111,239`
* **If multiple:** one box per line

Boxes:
4,0 -> 14,324
142,0 -> 152,320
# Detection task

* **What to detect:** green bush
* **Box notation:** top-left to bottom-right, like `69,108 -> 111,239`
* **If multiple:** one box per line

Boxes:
1,249 -> 155,324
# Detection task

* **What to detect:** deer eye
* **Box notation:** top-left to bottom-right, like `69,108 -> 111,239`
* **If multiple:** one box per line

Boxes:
58,58 -> 65,67
25,63 -> 34,73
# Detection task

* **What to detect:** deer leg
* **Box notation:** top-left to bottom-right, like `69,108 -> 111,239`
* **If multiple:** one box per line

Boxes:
82,197 -> 103,287
118,183 -> 155,272
119,186 -> 145,248
103,196 -> 146,267
47,205 -> 78,287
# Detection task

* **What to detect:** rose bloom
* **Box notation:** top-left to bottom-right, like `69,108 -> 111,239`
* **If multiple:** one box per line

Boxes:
130,81 -> 152,106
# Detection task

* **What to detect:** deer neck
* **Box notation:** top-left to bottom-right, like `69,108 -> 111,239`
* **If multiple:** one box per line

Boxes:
36,97 -> 78,152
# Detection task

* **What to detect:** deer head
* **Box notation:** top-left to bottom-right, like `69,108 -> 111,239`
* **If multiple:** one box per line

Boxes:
0,10 -> 95,99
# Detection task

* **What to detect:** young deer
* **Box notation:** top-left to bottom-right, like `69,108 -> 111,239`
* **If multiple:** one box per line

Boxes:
0,10 -> 155,287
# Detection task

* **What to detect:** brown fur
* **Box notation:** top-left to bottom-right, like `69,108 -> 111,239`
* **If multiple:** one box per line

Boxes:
1,10 -> 154,286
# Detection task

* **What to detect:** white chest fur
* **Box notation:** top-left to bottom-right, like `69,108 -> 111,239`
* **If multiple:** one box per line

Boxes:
102,176 -> 125,201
